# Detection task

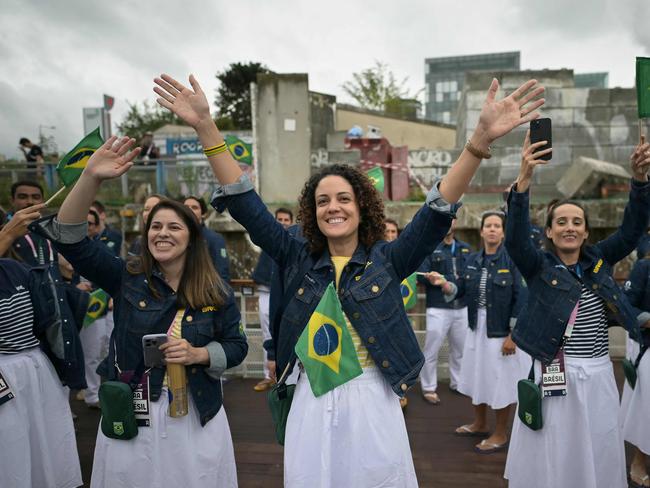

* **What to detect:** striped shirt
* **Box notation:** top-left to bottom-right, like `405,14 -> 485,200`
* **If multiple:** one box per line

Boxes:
563,284 -> 609,358
0,260 -> 39,354
477,268 -> 488,308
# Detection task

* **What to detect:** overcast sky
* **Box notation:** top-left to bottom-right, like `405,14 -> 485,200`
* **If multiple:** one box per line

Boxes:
1,0 -> 648,159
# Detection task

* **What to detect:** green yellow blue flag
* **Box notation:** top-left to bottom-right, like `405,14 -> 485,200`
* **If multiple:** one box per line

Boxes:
84,288 -> 109,327
637,57 -> 650,118
224,135 -> 253,165
401,273 -> 417,310
295,283 -> 362,397
366,166 -> 385,193
56,128 -> 104,187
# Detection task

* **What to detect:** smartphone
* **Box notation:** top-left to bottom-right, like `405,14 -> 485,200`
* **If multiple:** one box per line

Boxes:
142,333 -> 168,368
530,118 -> 552,161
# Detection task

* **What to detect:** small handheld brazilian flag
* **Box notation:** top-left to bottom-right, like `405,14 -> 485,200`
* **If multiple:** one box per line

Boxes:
295,283 -> 362,397
224,135 -> 253,165
637,57 -> 650,118
56,127 -> 104,187
84,288 -> 109,327
366,166 -> 385,193
400,273 -> 417,310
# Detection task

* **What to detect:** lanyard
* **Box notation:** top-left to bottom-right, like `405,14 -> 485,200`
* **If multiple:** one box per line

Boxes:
23,234 -> 53,264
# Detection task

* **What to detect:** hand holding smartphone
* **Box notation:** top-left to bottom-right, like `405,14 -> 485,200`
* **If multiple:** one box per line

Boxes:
142,333 -> 168,368
530,118 -> 552,161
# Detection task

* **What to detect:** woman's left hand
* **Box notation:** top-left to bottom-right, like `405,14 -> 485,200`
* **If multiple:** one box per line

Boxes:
501,335 -> 516,355
630,139 -> 650,182
161,337 -> 210,366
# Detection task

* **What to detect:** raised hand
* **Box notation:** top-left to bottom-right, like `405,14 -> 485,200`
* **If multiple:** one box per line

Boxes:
154,74 -> 212,129
0,203 -> 46,240
477,79 -> 545,145
630,138 -> 650,182
515,130 -> 552,192
84,136 -> 140,181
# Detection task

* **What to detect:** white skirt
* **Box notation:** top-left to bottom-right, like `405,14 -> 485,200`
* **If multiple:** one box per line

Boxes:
505,355 -> 627,488
91,388 -> 237,488
622,345 -> 650,454
284,368 -> 418,488
457,308 -> 530,409
0,348 -> 82,488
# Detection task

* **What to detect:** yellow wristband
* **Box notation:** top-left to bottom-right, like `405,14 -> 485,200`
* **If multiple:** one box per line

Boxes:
203,143 -> 228,157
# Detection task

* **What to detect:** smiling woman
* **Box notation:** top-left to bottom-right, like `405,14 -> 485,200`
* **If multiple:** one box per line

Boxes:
152,71 -> 545,487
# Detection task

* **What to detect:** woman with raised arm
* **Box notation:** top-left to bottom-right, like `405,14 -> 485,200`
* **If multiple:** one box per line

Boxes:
39,137 -> 248,488
503,133 -> 650,488
154,72 -> 544,487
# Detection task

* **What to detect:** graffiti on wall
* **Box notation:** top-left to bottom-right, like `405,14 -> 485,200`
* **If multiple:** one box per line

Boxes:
407,149 -> 454,187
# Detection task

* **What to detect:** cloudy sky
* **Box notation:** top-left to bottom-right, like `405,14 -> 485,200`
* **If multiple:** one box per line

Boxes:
1,0 -> 648,159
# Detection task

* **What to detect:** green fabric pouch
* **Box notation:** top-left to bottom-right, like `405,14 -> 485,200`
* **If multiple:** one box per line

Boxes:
622,358 -> 638,389
518,361 -> 543,431
267,381 -> 295,446
98,380 -> 138,440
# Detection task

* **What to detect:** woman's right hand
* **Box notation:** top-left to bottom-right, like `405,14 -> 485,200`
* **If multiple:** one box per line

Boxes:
154,74 -> 212,129
83,136 -> 140,182
514,130 -> 552,193
0,203 -> 46,240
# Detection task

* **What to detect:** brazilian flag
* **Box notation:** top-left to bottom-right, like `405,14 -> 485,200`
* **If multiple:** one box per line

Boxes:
225,135 -> 253,165
56,128 -> 104,187
295,283 -> 362,397
400,273 -> 417,310
366,166 -> 385,193
637,57 -> 650,118
84,288 -> 109,327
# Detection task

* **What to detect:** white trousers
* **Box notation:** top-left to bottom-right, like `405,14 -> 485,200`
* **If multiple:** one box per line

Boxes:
420,306 -> 467,392
79,316 -> 108,404
258,288 -> 271,379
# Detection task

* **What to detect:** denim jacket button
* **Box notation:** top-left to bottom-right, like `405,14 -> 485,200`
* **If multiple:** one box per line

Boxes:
382,360 -> 389,368
353,312 -> 361,319
400,383 -> 408,391
551,279 -> 557,285
355,276 -> 361,281
371,285 -> 380,293
186,315 -> 193,322
592,284 -> 598,290
297,288 -> 304,296
368,336 -> 376,344
191,368 -> 197,374
139,300 -> 146,308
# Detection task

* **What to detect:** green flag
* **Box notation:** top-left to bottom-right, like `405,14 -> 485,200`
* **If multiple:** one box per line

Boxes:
84,288 -> 109,327
224,135 -> 253,165
637,57 -> 650,118
295,282 -> 362,397
366,166 -> 385,193
400,273 -> 417,310
56,127 -> 104,187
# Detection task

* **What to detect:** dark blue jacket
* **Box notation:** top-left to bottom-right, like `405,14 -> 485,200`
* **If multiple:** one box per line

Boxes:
453,244 -> 525,338
202,226 -> 230,283
212,175 -> 458,397
417,238 -> 471,309
624,258 -> 650,347
96,226 -> 122,257
505,180 -> 650,364
36,231 -> 247,426
252,251 -> 274,287
13,231 -> 58,267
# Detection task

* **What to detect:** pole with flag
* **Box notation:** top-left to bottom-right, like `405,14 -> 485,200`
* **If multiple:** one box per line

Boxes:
636,57 -> 650,143
366,166 -> 385,193
294,283 -> 362,397
400,273 -> 418,310
44,127 -> 104,205
84,289 -> 109,327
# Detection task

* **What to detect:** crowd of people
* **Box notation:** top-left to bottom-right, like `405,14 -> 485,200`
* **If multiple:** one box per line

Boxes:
0,72 -> 649,488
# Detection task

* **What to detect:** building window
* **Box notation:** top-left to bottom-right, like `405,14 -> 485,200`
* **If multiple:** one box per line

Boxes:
436,92 -> 443,102
442,111 -> 451,123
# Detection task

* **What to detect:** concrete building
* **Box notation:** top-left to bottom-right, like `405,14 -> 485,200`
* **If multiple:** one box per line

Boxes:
575,72 -> 609,89
424,51 -> 520,124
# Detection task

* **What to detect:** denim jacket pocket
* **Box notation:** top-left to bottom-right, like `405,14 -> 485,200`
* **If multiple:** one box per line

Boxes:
493,274 -> 513,287
122,287 -> 166,335
183,321 -> 215,347
351,270 -> 399,322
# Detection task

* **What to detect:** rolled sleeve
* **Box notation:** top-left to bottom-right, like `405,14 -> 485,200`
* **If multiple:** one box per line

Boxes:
443,282 -> 458,302
30,215 -> 88,244
210,173 -> 255,212
425,178 -> 462,217
204,341 -> 228,380
637,311 -> 650,327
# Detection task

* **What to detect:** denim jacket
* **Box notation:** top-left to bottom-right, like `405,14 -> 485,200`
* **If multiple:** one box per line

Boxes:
452,244 -> 524,338
623,258 -> 650,347
505,180 -> 650,364
252,251 -> 274,287
31,220 -> 247,426
202,226 -> 231,283
417,239 -> 471,309
211,174 -> 458,397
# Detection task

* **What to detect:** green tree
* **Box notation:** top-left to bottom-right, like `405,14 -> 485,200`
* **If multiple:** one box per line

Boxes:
117,100 -> 183,141
214,62 -> 271,130
342,61 -> 421,117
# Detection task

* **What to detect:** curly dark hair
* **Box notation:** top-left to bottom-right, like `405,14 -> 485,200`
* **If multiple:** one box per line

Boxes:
297,164 -> 385,255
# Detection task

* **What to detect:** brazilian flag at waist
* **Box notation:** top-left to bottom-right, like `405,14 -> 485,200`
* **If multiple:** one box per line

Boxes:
401,273 -> 417,310
295,282 -> 362,397
56,127 -> 104,187
224,135 -> 253,165
84,288 -> 109,327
